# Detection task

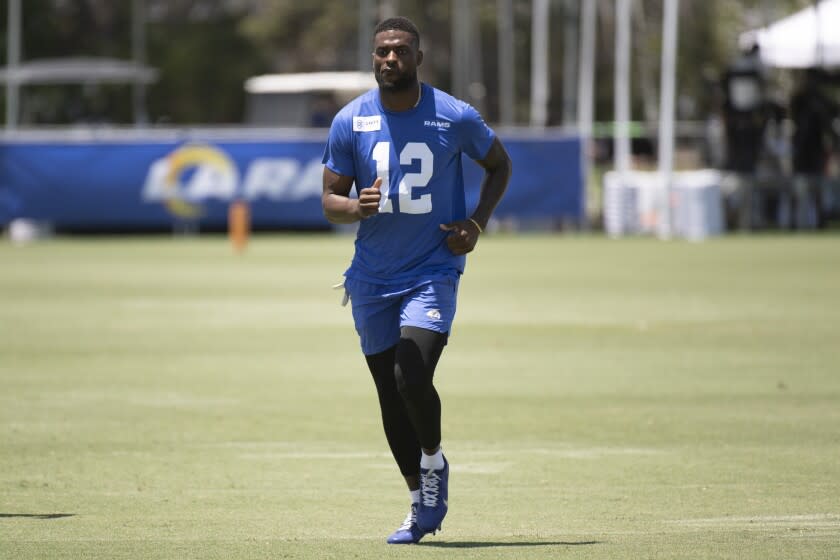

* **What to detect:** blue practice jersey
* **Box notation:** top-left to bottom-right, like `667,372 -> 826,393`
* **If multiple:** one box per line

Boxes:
323,83 -> 496,285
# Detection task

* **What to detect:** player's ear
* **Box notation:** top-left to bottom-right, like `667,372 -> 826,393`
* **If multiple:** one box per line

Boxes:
416,49 -> 424,67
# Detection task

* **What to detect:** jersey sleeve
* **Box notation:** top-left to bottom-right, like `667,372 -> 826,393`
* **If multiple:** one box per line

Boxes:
458,104 -> 496,161
322,111 -> 355,178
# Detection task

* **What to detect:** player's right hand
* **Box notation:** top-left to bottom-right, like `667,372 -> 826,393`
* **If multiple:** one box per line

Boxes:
357,177 -> 382,219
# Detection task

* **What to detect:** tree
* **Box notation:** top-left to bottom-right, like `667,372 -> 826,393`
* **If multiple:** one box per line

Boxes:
0,0 -> 267,124
0,0 -> 824,126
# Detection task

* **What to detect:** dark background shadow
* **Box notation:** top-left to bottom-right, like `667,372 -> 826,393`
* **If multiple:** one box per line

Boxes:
0,513 -> 76,520
421,540 -> 602,549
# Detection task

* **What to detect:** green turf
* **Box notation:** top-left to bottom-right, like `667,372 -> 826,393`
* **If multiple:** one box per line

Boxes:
1,233 -> 839,559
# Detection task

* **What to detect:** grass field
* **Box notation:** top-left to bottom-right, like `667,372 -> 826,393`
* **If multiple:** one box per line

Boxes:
1,233 -> 839,559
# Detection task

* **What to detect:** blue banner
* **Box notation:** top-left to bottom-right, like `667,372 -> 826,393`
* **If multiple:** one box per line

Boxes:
0,133 -> 581,229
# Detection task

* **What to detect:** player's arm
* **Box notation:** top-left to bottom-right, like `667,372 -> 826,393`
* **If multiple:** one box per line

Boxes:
321,168 -> 382,224
471,137 -> 513,230
440,137 -> 512,255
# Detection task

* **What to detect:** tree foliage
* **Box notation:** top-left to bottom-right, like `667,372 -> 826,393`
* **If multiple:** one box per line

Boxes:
0,0 -> 825,125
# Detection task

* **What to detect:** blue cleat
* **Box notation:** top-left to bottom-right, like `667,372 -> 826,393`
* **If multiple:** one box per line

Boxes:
417,456 -> 449,533
386,503 -> 425,544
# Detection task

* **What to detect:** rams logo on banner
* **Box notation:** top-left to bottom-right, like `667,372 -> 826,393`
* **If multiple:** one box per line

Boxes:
143,143 -> 239,218
142,143 -> 325,219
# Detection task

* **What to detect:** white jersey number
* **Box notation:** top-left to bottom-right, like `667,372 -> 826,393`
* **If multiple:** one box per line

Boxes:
371,141 -> 433,214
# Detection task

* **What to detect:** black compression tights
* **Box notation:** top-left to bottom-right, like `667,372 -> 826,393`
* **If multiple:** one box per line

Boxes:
365,326 -> 448,477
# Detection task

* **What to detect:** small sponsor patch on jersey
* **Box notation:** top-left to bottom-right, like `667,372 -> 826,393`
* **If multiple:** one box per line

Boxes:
353,115 -> 381,132
426,309 -> 441,320
424,120 -> 451,129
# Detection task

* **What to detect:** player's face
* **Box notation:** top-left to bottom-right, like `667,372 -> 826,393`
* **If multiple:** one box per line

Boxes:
373,30 -> 422,92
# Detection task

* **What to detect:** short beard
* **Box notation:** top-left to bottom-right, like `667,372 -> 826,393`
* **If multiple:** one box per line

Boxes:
376,69 -> 418,93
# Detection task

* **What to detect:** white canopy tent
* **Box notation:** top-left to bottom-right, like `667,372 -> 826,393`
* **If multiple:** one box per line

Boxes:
740,0 -> 840,69
243,72 -> 376,127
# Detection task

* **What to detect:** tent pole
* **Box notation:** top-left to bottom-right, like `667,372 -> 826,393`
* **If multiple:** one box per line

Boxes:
577,0 -> 597,228
530,0 -> 550,128
562,0 -> 578,127
497,0 -> 515,126
657,0 -> 679,239
132,0 -> 148,127
614,0 -> 632,177
814,0 -> 824,67
358,0 -> 375,72
6,0 -> 21,130
614,0 -> 632,236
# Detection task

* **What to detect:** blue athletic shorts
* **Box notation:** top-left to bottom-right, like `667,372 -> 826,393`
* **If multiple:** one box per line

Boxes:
344,276 -> 459,355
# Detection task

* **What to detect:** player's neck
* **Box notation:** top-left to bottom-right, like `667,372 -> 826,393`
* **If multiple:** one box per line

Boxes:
379,82 -> 422,112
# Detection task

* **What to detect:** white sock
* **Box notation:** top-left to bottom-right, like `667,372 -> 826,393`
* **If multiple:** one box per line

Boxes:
420,447 -> 445,470
410,489 -> 421,504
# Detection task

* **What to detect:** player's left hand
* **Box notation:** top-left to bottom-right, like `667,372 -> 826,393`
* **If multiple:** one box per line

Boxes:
440,219 -> 481,255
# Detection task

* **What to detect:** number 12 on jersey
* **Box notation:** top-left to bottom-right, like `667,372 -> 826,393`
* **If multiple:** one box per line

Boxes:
371,141 -> 434,215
